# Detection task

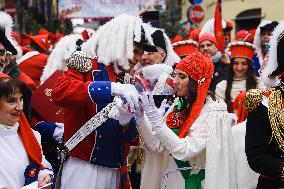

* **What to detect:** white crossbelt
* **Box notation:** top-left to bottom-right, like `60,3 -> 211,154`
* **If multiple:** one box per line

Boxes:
65,101 -> 115,151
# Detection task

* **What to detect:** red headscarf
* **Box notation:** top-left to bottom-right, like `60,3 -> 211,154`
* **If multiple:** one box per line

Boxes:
169,52 -> 214,138
0,74 -> 44,169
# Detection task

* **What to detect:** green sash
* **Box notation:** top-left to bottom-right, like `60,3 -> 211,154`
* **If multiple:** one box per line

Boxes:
171,128 -> 205,189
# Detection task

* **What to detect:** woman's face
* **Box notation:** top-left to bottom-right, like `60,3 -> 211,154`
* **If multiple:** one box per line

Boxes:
232,57 -> 249,79
173,69 -> 189,97
0,91 -> 23,126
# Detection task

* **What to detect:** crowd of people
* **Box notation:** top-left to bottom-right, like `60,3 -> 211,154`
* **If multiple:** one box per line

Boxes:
0,9 -> 283,189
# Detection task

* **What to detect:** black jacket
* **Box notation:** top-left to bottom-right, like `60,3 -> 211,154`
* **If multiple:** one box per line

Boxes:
246,103 -> 284,189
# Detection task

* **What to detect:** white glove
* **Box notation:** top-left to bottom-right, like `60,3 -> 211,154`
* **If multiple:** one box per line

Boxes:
108,97 -> 134,126
139,92 -> 166,131
111,82 -> 139,113
228,113 -> 237,126
53,123 -> 64,142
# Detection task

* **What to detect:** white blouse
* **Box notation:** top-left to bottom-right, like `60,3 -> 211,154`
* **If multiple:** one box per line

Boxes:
0,122 -> 53,189
215,77 -> 265,102
139,97 -> 237,189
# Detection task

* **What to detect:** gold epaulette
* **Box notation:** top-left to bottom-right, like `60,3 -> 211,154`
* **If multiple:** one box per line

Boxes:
244,88 -> 273,111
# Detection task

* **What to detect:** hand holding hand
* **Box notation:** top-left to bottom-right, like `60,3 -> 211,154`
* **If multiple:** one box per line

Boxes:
139,92 -> 165,131
111,82 -> 139,113
108,97 -> 134,126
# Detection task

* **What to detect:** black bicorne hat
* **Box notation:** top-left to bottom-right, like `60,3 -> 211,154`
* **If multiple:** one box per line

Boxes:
140,10 -> 160,28
260,21 -> 279,33
136,27 -> 167,54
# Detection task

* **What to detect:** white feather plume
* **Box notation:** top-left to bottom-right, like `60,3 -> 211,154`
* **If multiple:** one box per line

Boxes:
260,20 -> 284,87
0,11 -> 22,58
40,34 -> 83,83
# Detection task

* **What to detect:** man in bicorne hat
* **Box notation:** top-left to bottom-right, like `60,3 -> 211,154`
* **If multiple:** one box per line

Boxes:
51,14 -> 179,189
245,21 -> 284,189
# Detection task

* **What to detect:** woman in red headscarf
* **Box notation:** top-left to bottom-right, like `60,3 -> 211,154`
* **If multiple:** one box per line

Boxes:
136,52 -> 237,189
0,74 -> 53,189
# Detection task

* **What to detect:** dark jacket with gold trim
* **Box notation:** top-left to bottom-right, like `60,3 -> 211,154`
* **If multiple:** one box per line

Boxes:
245,89 -> 284,189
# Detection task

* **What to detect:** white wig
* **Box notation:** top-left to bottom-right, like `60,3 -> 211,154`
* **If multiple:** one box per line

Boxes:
40,34 -> 83,83
0,11 -> 22,58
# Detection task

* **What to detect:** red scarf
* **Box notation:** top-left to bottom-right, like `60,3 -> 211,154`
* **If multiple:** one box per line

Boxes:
174,52 -> 214,138
18,112 -> 44,170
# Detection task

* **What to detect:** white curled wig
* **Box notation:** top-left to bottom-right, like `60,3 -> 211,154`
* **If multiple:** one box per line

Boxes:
40,34 -> 83,83
82,14 -> 179,74
260,20 -> 284,87
0,11 -> 22,59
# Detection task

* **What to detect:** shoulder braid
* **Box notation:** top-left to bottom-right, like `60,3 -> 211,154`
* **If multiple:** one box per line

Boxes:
244,88 -> 273,111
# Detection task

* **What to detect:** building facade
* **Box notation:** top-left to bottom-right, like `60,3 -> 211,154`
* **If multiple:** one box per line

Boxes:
181,0 -> 283,33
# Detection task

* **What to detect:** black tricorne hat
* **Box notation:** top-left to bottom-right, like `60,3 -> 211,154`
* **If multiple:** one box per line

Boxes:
136,27 -> 167,54
0,27 -> 17,55
140,10 -> 160,28
260,21 -> 279,33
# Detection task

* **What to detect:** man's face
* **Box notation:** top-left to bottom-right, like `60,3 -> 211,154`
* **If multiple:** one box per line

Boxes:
199,40 -> 218,57
140,51 -> 166,67
261,30 -> 272,45
223,32 -> 231,48
0,42 -> 7,72
128,45 -> 144,70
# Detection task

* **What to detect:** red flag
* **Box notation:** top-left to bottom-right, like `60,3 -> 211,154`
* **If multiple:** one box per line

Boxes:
214,0 -> 225,52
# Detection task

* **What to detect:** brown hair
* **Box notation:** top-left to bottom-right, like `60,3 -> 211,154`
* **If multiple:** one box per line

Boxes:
0,78 -> 25,100
224,58 -> 257,110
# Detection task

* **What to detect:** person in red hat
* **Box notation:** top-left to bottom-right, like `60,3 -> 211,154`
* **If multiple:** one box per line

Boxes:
136,51 -> 237,189
17,48 -> 48,86
51,14 -> 173,189
172,39 -> 199,58
29,34 -> 51,54
198,32 -> 230,91
187,28 -> 201,42
234,29 -> 254,43
0,75 -> 53,189
215,41 -> 265,112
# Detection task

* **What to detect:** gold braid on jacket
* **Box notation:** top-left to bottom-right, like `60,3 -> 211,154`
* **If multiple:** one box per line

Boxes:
245,88 -> 284,154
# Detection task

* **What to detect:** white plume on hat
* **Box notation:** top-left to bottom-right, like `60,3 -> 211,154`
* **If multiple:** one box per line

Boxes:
0,11 -> 22,58
82,14 -> 179,74
40,34 -> 83,83
199,18 -> 226,37
253,20 -> 272,66
82,14 -> 143,74
260,20 -> 284,87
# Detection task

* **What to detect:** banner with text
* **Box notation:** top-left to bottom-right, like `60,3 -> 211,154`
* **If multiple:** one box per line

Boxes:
58,0 -> 166,18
